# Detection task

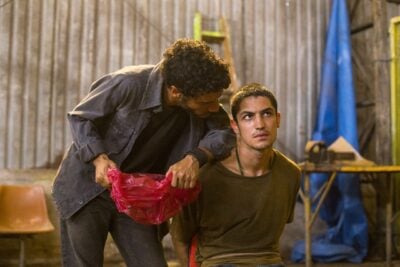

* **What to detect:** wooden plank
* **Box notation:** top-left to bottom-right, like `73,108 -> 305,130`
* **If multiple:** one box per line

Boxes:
285,0 -> 299,160
184,0 -> 197,38
8,0 -> 29,168
160,0 -> 174,55
231,0 -> 244,89
372,0 -> 392,255
351,0 -> 375,157
306,0 -> 318,145
50,0 -> 69,167
352,48 -> 374,92
274,0 -> 288,154
79,0 -> 96,99
64,0 -> 83,147
109,0 -> 123,71
372,0 -> 391,165
173,0 -> 186,39
264,0 -> 276,90
0,0 -> 13,168
196,0 -> 209,19
295,0 -> 309,160
197,1 -> 218,55
134,0 -> 149,64
121,0 -> 135,66
220,0 -> 238,95
221,17 -> 238,93
253,0 -> 265,83
22,0 -> 42,167
36,0 -> 56,168
242,0 -> 255,85
148,0 -> 162,63
95,0 -> 110,76
208,0 -> 220,18
387,3 -> 400,18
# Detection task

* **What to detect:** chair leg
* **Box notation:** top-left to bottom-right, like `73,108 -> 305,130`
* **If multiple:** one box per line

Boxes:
19,236 -> 25,267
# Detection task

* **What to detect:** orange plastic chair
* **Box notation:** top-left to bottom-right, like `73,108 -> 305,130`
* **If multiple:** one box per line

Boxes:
0,184 -> 55,267
189,235 -> 199,267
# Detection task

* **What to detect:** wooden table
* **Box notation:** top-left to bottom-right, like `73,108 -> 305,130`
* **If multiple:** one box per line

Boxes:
298,162 -> 400,267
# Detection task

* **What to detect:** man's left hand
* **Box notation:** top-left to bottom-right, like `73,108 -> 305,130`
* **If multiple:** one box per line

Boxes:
167,154 -> 199,189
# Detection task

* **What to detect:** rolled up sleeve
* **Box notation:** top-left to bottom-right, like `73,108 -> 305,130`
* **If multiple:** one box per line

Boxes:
199,129 -> 235,160
67,74 -> 127,162
198,106 -> 235,161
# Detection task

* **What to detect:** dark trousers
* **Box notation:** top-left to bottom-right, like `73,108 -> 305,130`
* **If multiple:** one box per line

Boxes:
60,191 -> 167,267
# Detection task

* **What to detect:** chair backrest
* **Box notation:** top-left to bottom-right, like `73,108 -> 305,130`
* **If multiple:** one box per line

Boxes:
0,184 -> 54,234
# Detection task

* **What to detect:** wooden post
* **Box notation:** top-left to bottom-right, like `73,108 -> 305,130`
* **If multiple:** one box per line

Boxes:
304,173 -> 312,267
372,0 -> 391,162
372,0 -> 392,259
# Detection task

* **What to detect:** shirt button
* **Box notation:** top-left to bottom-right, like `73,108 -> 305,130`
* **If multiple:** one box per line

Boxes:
78,200 -> 83,204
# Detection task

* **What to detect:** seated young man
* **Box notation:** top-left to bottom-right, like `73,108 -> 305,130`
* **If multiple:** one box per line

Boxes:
170,83 -> 301,267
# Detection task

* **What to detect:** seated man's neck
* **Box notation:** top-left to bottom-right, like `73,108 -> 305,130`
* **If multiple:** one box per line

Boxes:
223,146 -> 274,177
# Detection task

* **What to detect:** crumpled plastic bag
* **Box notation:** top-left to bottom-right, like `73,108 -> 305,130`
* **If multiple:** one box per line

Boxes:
107,168 -> 201,225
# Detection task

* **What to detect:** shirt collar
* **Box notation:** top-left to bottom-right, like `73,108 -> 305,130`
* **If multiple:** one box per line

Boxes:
138,62 -> 164,112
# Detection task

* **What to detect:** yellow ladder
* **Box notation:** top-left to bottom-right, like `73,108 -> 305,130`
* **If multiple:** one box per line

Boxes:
193,12 -> 239,94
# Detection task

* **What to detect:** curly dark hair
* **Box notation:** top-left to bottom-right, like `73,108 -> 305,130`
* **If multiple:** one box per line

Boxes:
230,83 -> 278,122
161,38 -> 231,97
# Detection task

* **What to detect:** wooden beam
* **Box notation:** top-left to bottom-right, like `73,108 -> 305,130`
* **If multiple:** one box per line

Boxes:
352,48 -> 374,92
351,21 -> 374,34
372,0 -> 391,165
371,0 -> 392,257
350,0 -> 361,22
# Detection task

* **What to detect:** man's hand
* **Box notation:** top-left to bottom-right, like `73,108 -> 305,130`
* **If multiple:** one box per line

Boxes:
92,153 -> 117,188
168,154 -> 200,189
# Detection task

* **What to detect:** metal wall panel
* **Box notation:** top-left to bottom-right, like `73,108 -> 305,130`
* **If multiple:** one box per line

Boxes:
0,0 -> 332,168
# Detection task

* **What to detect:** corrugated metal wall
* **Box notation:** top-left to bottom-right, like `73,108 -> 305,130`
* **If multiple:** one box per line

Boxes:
0,0 -> 331,169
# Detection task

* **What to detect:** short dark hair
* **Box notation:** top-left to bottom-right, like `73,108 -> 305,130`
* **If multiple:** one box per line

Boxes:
161,38 -> 231,97
230,83 -> 278,121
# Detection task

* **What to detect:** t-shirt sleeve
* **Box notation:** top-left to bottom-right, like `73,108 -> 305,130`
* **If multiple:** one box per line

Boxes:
287,165 -> 301,223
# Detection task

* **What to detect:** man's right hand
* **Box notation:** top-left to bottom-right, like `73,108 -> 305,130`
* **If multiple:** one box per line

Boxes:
92,153 -> 117,188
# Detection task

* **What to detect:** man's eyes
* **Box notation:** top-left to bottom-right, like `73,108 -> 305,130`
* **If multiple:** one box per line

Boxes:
243,114 -> 252,120
242,111 -> 273,120
262,111 -> 274,117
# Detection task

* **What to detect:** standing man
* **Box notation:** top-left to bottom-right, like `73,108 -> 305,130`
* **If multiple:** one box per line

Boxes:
52,38 -> 235,267
171,83 -> 301,267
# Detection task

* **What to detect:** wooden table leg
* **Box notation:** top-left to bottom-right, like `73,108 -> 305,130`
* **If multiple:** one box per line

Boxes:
386,174 -> 392,267
304,173 -> 312,267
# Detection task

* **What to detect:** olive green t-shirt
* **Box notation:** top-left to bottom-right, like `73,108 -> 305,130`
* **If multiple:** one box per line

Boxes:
170,149 -> 301,267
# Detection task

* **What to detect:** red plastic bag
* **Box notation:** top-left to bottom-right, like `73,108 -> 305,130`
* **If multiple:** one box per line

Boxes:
107,168 -> 201,225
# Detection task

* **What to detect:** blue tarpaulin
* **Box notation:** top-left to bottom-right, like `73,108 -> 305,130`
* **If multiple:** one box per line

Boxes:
291,0 -> 368,263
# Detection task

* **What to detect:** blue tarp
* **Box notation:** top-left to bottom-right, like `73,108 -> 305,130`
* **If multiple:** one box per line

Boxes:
291,0 -> 368,263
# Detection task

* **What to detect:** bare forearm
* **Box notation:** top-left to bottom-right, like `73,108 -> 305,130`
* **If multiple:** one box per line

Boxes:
172,238 -> 189,267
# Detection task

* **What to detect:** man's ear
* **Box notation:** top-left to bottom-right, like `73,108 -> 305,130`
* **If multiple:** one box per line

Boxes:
276,112 -> 281,128
167,85 -> 183,103
230,118 -> 240,135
